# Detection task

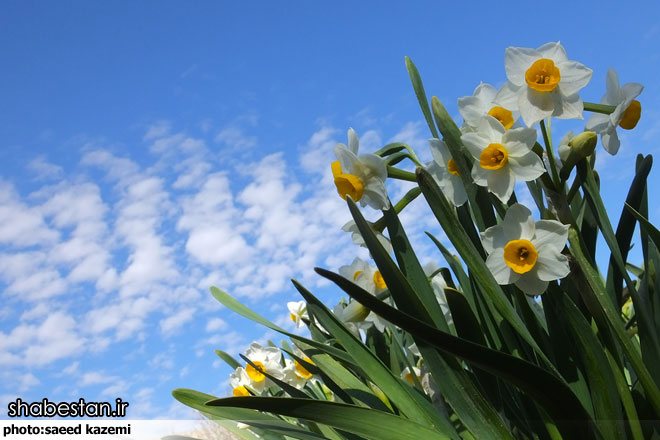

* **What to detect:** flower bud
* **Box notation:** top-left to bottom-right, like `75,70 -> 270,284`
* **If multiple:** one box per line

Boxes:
340,300 -> 370,322
559,131 -> 597,180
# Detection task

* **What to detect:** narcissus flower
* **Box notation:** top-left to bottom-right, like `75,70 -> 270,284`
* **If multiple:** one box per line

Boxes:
287,301 -> 308,329
458,82 -> 519,130
229,367 -> 256,395
495,42 -> 592,127
482,204 -> 570,295
461,116 -> 545,202
332,128 -> 389,210
427,139 -> 467,206
585,68 -> 644,155
243,342 -> 284,386
338,257 -> 389,331
401,366 -> 422,385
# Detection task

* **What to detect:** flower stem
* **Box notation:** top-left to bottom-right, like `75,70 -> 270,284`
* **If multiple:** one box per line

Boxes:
386,166 -> 417,182
583,102 -> 617,114
540,119 -> 561,190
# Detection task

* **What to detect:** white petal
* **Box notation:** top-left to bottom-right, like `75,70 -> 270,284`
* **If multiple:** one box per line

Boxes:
585,113 -> 610,132
502,127 -> 538,156
347,128 -> 359,154
533,220 -> 569,252
552,92 -> 584,120
487,167 -> 515,202
514,273 -> 549,295
334,144 -> 359,173
471,163 -> 490,186
557,61 -> 593,96
494,82 -> 521,111
458,96 -> 486,126
481,224 -> 506,254
473,82 -> 498,103
534,250 -> 570,282
601,130 -> 620,155
486,249 -> 519,284
429,138 -> 452,165
606,68 -> 621,97
508,153 -> 546,181
445,174 -> 468,206
621,82 -> 643,101
358,153 -> 388,182
362,184 -> 390,210
462,132 -> 489,159
503,203 -> 535,241
519,88 -> 554,126
481,115 -> 507,141
505,46 -> 539,86
537,41 -> 568,64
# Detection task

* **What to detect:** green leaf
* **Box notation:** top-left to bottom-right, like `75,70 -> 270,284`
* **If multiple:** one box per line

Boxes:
209,287 -> 355,366
567,227 -> 660,416
215,349 -> 241,370
315,267 -> 601,440
347,197 -> 511,439
416,166 -> 557,372
207,397 -> 450,440
291,278 -> 459,438
404,57 -> 439,139
172,389 -> 322,440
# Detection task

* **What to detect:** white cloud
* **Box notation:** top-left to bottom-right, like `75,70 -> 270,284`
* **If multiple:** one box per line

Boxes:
215,126 -> 257,150
160,308 -> 195,336
27,156 -> 64,181
205,318 -> 227,332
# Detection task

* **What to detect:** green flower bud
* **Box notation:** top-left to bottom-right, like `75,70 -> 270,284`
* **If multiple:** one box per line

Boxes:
559,131 -> 598,181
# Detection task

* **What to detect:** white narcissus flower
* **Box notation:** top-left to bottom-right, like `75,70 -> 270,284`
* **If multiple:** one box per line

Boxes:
341,220 -> 393,254
427,139 -> 467,207
482,204 -> 570,295
338,257 -> 389,332
229,367 -> 256,395
461,116 -> 545,202
458,82 -> 519,130
585,68 -> 643,155
495,42 -> 593,127
332,128 -> 390,210
243,342 -> 284,386
287,301 -> 308,329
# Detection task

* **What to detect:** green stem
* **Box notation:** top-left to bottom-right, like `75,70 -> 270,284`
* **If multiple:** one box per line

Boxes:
583,102 -> 617,114
386,166 -> 417,182
540,119 -> 561,190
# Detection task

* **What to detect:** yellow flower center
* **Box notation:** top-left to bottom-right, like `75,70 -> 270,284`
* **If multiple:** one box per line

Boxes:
233,386 -> 249,397
295,358 -> 314,379
290,313 -> 298,323
480,143 -> 508,170
503,239 -> 538,274
353,270 -> 363,281
246,361 -> 266,382
488,106 -> 515,130
331,161 -> 364,201
619,100 -> 641,130
525,58 -> 561,92
447,158 -> 460,176
404,372 -> 415,384
373,270 -> 386,289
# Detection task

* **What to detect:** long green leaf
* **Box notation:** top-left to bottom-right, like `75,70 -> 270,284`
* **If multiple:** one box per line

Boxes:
416,166 -> 558,372
207,397 -> 449,440
404,57 -> 439,138
172,389 -> 323,440
290,279 -> 459,438
567,227 -> 660,416
209,287 -> 355,366
348,197 -> 512,439
315,267 -> 601,440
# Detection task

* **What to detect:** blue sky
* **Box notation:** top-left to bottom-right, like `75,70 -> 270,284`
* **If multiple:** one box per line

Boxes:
1,1 -> 660,421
